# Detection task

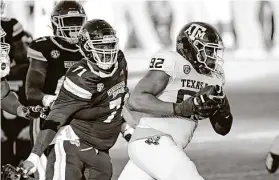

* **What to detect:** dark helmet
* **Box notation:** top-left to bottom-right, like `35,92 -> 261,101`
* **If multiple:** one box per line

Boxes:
51,0 -> 87,43
78,19 -> 119,70
176,22 -> 224,74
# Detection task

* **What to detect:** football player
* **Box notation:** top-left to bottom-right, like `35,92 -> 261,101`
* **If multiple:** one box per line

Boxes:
19,19 -> 129,180
118,22 -> 233,180
265,135 -> 279,173
25,1 -> 87,178
1,28 -> 40,133
1,0 -> 33,167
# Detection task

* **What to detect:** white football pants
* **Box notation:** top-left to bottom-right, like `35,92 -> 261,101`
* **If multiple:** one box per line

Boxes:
118,136 -> 204,180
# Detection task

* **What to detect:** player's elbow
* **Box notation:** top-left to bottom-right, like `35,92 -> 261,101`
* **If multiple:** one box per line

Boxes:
127,93 -> 146,112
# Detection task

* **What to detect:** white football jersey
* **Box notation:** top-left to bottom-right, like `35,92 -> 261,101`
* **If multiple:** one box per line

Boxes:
131,51 -> 225,148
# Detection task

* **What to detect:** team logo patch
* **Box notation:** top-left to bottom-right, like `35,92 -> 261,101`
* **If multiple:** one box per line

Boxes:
1,63 -> 6,70
183,65 -> 191,74
145,136 -> 161,145
50,50 -> 60,59
97,83 -> 104,92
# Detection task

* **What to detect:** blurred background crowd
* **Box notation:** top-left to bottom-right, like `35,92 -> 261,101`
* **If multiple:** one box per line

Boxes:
2,0 -> 279,55
1,1 -> 279,179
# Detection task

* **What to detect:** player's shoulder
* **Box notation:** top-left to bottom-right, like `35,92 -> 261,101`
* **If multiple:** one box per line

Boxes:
67,59 -> 99,81
149,50 -> 178,72
1,17 -> 23,36
28,36 -> 53,61
1,17 -> 17,25
29,36 -> 53,50
152,50 -> 181,60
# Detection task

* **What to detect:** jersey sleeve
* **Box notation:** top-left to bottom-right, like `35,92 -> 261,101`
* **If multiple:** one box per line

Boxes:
9,18 -> 24,41
61,61 -> 99,101
148,51 -> 175,78
27,37 -> 48,62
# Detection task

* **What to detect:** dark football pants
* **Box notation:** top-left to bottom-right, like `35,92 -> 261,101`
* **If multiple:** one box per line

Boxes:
45,140 -> 112,180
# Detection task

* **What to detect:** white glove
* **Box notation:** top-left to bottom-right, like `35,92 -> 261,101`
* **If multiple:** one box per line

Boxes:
19,153 -> 40,177
42,95 -> 57,107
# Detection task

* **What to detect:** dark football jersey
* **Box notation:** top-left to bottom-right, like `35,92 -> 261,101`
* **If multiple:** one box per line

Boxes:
1,17 -> 25,62
47,50 -> 128,150
27,36 -> 84,95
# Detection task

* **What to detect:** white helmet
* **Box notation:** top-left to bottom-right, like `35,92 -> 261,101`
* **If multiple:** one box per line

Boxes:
1,28 -> 10,78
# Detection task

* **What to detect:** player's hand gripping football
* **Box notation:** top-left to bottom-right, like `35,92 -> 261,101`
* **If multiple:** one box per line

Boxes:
17,153 -> 40,179
193,85 -> 225,117
173,85 -> 225,118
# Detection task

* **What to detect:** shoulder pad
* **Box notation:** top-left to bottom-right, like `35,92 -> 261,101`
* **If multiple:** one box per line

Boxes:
63,60 -> 99,100
28,37 -> 51,62
149,51 -> 176,77
9,18 -> 23,38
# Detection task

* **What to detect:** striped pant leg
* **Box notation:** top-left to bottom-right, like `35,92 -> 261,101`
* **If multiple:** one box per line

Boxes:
46,140 -> 84,180
30,117 -> 47,180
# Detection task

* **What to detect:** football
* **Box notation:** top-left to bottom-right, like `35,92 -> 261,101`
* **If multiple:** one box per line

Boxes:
197,85 -> 221,99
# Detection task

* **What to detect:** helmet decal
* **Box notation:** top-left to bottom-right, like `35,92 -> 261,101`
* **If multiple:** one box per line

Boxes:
184,24 -> 207,41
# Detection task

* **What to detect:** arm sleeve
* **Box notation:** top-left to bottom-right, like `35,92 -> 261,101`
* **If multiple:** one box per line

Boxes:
209,96 -> 233,135
25,39 -> 48,104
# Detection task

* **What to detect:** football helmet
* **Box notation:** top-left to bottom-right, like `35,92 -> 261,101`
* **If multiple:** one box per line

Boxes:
176,22 -> 224,74
51,0 -> 87,44
0,28 -> 10,78
78,19 -> 119,70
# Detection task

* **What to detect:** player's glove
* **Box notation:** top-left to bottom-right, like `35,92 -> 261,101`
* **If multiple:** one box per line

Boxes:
17,153 -> 39,178
17,105 -> 42,120
2,164 -> 21,180
39,106 -> 50,120
173,85 -> 225,118
42,94 -> 57,107
193,85 -> 225,117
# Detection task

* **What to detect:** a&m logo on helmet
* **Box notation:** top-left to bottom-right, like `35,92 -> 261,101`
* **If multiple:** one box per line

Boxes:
185,24 -> 207,41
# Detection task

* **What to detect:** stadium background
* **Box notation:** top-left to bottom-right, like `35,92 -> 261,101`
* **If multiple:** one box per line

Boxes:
1,0 -> 279,179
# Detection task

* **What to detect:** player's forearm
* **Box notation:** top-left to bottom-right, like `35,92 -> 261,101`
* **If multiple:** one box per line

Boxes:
1,91 -> 22,115
31,128 -> 56,156
128,93 -> 174,116
25,68 -> 47,105
25,86 -> 46,105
